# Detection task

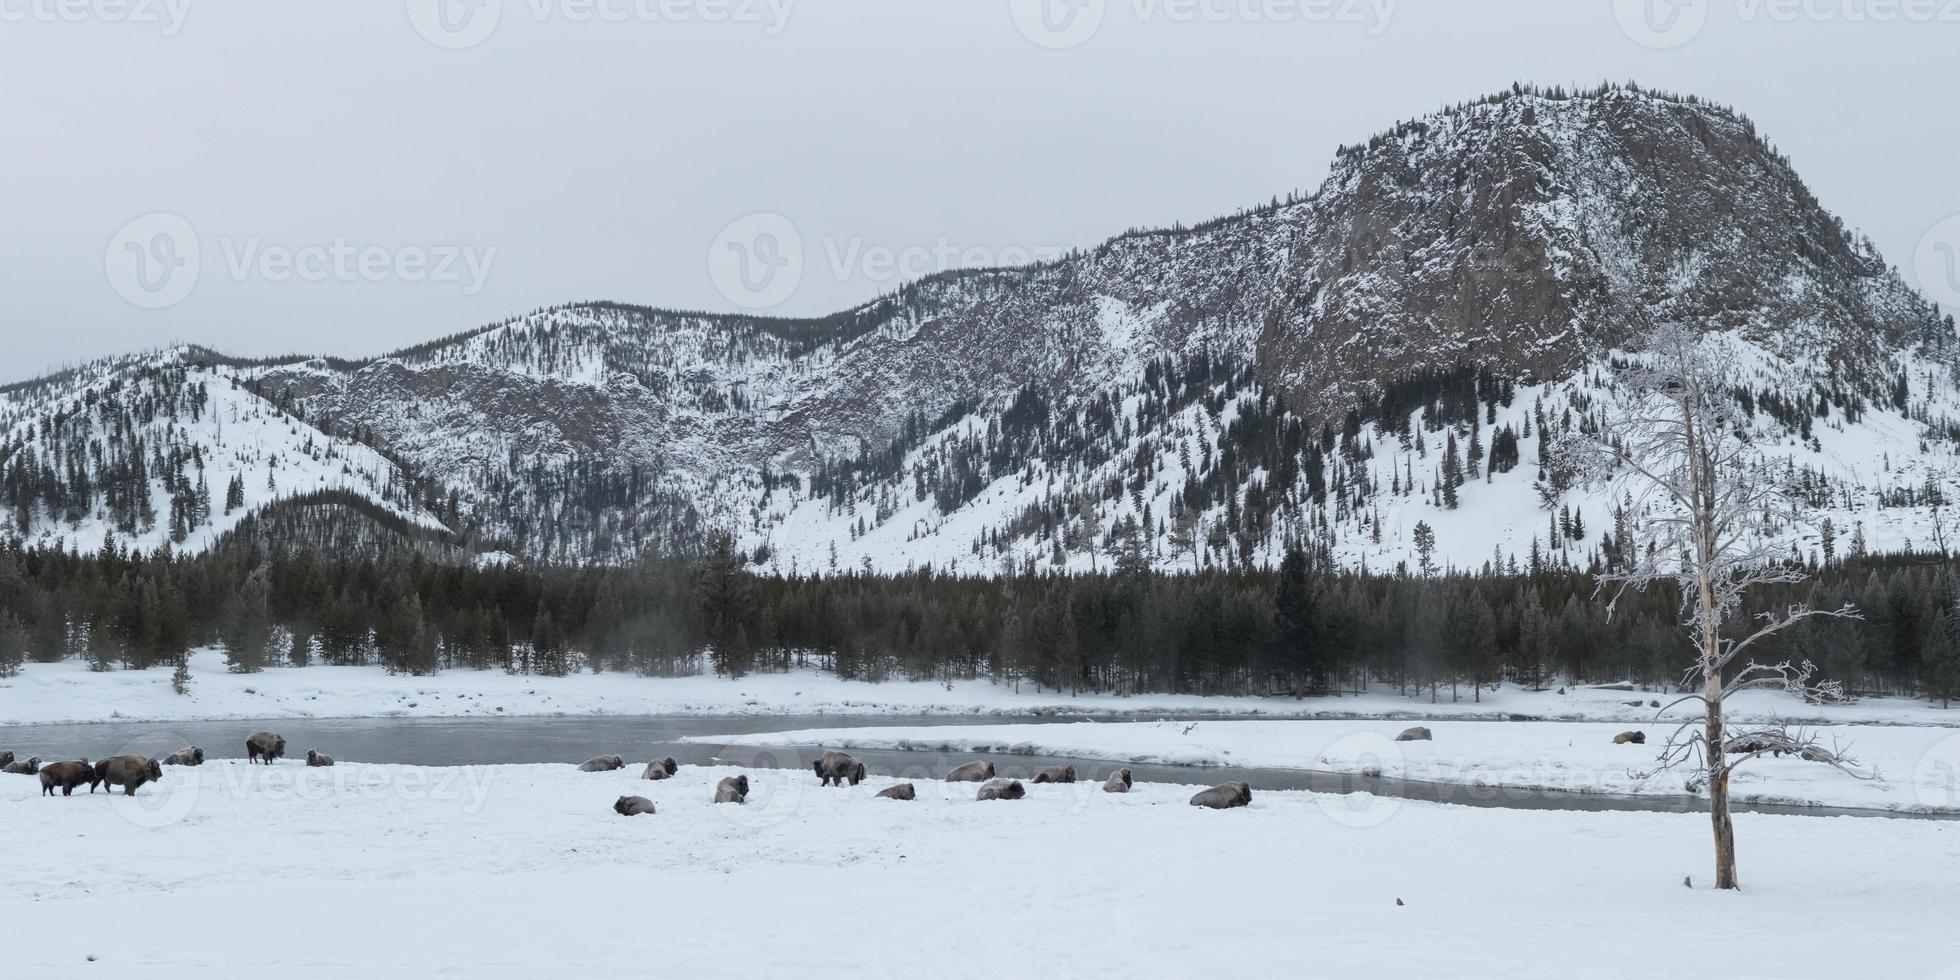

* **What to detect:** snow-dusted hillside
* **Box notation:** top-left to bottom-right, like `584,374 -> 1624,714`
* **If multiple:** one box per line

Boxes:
6,84 -> 1957,572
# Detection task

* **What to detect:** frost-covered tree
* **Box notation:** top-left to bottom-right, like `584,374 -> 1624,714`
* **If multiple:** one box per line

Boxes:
1567,324 -> 1862,891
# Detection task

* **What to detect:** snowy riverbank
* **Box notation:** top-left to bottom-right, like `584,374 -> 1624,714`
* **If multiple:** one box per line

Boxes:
697,718 -> 1960,815
3,760 -> 1956,978
5,649 -> 1958,728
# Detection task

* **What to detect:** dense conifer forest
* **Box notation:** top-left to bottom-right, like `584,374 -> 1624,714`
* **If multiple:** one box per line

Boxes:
1,501 -> 1956,707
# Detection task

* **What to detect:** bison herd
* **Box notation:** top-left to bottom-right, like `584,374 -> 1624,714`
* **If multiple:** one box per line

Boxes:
589,748 -> 1250,815
5,730 -> 341,800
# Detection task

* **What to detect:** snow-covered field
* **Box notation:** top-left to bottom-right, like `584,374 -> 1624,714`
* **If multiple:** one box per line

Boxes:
700,718 -> 1960,815
3,760 -> 1956,978
7,649 -> 1959,728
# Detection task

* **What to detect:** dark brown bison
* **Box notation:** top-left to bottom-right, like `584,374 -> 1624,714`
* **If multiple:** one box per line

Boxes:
714,775 -> 750,804
1395,727 -> 1433,742
814,751 -> 866,787
4,756 -> 42,775
39,760 -> 96,797
875,783 -> 917,801
306,750 -> 335,767
945,760 -> 994,782
614,795 -> 656,816
0,751 -> 11,769
1613,731 -> 1646,745
94,756 -> 164,796
1103,768 -> 1133,793
976,778 -> 1025,801
1190,782 -> 1252,810
578,755 -> 625,773
1032,765 -> 1076,784
642,757 -> 679,780
161,746 -> 205,767
246,732 -> 287,765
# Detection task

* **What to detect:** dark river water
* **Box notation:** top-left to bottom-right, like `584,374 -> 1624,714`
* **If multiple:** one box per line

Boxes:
3,714 -> 1948,821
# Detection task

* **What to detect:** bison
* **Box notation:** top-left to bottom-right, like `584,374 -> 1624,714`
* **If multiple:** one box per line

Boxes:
642,757 -> 679,780
814,751 -> 866,787
161,746 -> 205,767
578,755 -> 626,773
1613,731 -> 1646,745
4,756 -> 42,776
614,795 -> 656,817
1190,782 -> 1252,810
714,775 -> 750,804
306,750 -> 335,767
0,751 -> 11,769
39,760 -> 97,797
976,778 -> 1025,801
944,760 -> 995,783
246,731 -> 287,765
94,756 -> 164,796
1103,768 -> 1133,793
1395,727 -> 1432,742
1032,764 -> 1076,784
875,783 -> 917,801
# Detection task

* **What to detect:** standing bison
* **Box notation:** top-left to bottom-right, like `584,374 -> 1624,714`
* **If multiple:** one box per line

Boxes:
94,756 -> 164,796
39,760 -> 97,797
945,760 -> 995,783
814,751 -> 866,787
1190,782 -> 1252,810
246,732 -> 287,765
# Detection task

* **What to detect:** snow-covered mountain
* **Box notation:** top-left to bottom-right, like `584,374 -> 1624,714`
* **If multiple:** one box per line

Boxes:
7,84 -> 1958,574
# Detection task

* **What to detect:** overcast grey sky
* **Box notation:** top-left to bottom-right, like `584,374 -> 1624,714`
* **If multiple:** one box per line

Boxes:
2,0 -> 1956,382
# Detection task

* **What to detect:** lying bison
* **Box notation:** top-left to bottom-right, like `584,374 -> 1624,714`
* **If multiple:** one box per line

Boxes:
578,755 -> 625,773
976,778 -> 1025,801
39,760 -> 97,797
642,757 -> 679,780
814,751 -> 866,787
875,783 -> 917,801
1395,727 -> 1432,743
4,756 -> 42,776
1190,782 -> 1252,810
1032,765 -> 1076,785
1103,768 -> 1133,793
94,756 -> 164,796
945,760 -> 995,783
161,746 -> 205,767
306,750 -> 335,767
1613,731 -> 1647,745
246,731 -> 287,765
614,795 -> 656,817
715,775 -> 750,804
0,751 -> 10,770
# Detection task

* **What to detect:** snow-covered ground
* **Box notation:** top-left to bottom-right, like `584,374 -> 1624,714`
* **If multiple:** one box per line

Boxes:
699,718 -> 1960,815
3,760 -> 1956,978
7,649 -> 1960,728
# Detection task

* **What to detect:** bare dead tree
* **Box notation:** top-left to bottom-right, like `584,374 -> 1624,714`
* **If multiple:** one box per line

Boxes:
1563,323 -> 1863,890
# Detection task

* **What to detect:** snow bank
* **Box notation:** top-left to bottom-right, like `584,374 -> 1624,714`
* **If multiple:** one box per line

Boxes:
7,649 -> 1955,728
697,718 -> 1960,815
3,761 -> 1957,977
